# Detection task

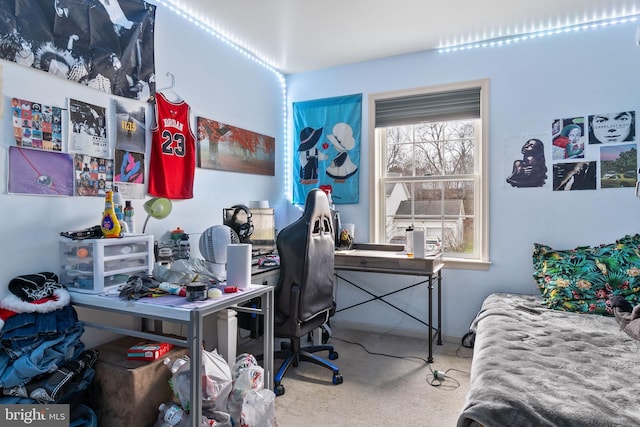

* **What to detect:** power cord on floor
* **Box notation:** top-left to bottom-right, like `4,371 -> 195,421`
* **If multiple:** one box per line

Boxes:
333,335 -> 429,363
427,365 -> 469,390
333,335 -> 470,390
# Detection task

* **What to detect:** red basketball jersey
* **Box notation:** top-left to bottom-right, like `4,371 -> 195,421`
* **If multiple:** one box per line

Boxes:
148,92 -> 196,199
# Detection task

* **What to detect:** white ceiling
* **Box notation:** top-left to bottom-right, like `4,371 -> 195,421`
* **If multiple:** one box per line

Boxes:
176,0 -> 640,74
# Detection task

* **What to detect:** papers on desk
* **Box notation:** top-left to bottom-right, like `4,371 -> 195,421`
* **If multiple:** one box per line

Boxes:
95,284 -> 257,309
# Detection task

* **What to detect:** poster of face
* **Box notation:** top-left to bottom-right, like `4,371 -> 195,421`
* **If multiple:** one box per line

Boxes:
551,117 -> 586,160
504,135 -> 549,189
68,98 -> 109,158
0,0 -> 156,100
588,111 -> 636,144
11,97 -> 63,151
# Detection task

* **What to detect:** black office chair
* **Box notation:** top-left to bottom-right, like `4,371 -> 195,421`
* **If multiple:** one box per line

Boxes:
271,188 -> 343,396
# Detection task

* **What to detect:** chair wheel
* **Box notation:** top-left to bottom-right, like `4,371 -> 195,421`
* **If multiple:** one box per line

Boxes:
329,351 -> 339,360
332,374 -> 343,385
274,384 -> 285,396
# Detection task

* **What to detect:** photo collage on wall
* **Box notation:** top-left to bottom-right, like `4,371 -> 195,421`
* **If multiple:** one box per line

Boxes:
11,98 -> 62,151
7,95 -> 147,198
505,110 -> 637,191
69,98 -> 111,197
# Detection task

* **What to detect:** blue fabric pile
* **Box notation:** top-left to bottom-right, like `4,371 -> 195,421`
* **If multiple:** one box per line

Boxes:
0,272 -> 98,427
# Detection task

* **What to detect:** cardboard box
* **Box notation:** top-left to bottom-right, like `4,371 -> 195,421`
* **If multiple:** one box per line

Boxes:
89,337 -> 189,427
127,341 -> 173,361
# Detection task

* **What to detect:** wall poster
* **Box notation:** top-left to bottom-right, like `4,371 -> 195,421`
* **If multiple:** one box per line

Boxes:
292,93 -> 362,205
0,0 -> 156,100
504,134 -> 549,189
196,116 -> 275,176
504,110 -> 637,191
8,146 -> 74,196
74,154 -> 113,197
113,98 -> 146,199
68,98 -> 109,158
11,97 -> 63,151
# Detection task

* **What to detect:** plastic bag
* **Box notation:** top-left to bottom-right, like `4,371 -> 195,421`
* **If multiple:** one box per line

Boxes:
227,353 -> 264,423
153,262 -> 199,286
240,389 -> 277,427
170,348 -> 233,413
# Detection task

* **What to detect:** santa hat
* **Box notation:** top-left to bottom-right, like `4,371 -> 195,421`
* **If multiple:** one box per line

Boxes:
0,272 -> 70,332
0,289 -> 70,315
8,272 -> 63,302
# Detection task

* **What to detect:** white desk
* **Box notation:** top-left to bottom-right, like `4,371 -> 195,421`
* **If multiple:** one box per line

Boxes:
334,243 -> 443,363
70,284 -> 274,427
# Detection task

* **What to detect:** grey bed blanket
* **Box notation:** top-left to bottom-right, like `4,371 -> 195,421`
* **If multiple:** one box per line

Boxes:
457,293 -> 640,427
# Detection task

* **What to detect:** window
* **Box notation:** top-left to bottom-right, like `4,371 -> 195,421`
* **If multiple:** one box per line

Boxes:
368,79 -> 489,269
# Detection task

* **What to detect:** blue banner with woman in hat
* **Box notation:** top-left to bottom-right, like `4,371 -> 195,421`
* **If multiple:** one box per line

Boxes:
292,93 -> 362,205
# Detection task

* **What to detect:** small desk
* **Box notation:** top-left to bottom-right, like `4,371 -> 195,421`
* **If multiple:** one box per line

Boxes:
334,243 -> 443,363
70,284 -> 274,427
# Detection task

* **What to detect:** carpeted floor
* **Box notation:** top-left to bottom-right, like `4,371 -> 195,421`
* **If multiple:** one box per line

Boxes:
238,325 -> 473,427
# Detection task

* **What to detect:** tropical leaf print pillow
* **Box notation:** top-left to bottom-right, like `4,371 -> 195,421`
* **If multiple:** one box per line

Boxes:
532,234 -> 640,315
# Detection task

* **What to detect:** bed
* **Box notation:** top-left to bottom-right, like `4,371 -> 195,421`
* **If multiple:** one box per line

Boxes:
458,234 -> 640,426
457,292 -> 640,427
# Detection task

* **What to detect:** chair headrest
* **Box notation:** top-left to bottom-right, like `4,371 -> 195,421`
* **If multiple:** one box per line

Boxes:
302,188 -> 330,220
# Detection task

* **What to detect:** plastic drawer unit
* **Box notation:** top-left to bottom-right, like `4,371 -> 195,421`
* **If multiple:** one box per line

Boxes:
60,235 -> 154,293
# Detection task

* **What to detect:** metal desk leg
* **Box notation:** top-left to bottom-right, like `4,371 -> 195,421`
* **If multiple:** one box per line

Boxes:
189,311 -> 203,427
437,270 -> 443,345
428,273 -> 434,363
262,288 -> 274,391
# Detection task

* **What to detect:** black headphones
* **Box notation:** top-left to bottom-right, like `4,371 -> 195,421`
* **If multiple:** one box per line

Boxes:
227,205 -> 254,241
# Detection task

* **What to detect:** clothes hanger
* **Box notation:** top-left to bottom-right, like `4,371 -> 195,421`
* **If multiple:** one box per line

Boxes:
156,71 -> 175,92
148,72 -> 182,103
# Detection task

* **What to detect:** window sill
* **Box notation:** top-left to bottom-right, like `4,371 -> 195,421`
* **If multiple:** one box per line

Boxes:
442,257 -> 492,271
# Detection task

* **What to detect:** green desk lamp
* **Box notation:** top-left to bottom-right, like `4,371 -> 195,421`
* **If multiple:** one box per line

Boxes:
142,197 -> 173,233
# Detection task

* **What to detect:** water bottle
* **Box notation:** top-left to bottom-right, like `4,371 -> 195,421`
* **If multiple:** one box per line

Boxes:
157,402 -> 184,426
164,356 -> 188,374
405,226 -> 414,258
124,201 -> 135,233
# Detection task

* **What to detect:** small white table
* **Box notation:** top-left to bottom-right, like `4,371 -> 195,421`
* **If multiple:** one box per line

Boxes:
70,284 -> 274,427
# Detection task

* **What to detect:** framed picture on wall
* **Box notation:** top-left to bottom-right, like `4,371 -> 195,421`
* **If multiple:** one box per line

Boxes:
196,116 -> 275,176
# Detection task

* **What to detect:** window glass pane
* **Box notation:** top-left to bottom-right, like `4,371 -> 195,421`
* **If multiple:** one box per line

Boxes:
385,121 -> 476,177
373,81 -> 487,264
383,179 -> 474,256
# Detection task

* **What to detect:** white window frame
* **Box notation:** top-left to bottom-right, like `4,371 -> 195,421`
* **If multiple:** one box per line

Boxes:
368,79 -> 491,270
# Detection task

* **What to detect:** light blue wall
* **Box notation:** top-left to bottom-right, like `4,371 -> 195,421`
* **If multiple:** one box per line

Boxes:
287,22 -> 640,338
3,7 -> 640,342
0,7 -> 284,304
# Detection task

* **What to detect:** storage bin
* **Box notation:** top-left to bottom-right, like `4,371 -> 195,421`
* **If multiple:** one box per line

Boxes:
60,235 -> 154,293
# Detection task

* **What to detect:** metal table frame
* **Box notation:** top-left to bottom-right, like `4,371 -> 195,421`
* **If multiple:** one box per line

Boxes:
334,244 -> 443,363
70,284 -> 274,427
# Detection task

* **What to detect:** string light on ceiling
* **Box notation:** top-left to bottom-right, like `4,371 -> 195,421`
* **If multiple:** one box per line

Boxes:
438,13 -> 640,53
